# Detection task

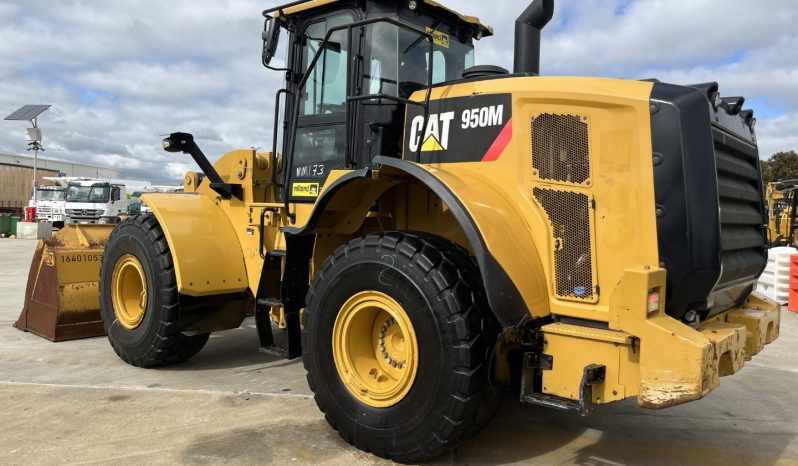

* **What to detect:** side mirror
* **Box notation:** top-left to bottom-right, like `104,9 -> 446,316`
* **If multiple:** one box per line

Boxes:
111,187 -> 120,202
262,16 -> 282,65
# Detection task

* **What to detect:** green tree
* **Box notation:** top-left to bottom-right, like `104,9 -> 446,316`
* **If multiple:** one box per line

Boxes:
761,151 -> 798,184
761,161 -> 774,184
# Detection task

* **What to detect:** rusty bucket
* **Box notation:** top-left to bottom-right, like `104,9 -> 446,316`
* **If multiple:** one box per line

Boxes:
14,224 -> 115,341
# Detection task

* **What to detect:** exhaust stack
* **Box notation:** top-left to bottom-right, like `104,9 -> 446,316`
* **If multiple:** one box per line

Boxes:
514,0 -> 555,75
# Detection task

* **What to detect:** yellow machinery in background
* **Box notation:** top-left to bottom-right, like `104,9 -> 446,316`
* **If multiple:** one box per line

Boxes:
19,0 -> 779,462
766,180 -> 798,247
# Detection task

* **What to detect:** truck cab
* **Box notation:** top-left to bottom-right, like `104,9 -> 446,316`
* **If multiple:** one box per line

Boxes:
65,180 -> 126,224
34,186 -> 66,227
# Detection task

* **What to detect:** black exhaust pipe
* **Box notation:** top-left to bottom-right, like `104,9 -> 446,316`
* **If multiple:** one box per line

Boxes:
514,0 -> 555,75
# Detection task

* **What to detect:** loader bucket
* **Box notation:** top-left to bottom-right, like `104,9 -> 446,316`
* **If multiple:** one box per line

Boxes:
14,224 -> 115,341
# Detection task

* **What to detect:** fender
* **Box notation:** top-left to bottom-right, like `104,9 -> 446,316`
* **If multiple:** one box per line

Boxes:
142,192 -> 248,297
285,157 -> 532,327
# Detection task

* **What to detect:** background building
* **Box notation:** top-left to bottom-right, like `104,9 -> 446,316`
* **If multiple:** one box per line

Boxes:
0,153 -> 118,178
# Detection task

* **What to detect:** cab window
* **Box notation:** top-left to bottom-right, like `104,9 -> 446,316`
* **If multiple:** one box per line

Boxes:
300,14 -> 352,116
362,23 -> 475,99
290,11 -> 354,198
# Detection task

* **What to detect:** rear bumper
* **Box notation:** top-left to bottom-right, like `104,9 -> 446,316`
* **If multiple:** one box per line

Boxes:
539,268 -> 780,410
702,293 -> 780,373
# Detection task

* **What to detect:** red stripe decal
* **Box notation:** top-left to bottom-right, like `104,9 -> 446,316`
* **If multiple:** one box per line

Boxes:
481,117 -> 513,162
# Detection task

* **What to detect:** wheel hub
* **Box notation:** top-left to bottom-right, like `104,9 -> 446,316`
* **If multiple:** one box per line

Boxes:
332,291 -> 418,408
111,254 -> 148,330
377,316 -> 408,369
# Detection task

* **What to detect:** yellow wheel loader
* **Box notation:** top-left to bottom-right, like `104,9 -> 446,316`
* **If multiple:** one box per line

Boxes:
766,180 -> 798,247
92,0 -> 780,461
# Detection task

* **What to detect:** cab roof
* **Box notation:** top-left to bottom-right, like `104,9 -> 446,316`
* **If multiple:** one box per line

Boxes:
265,0 -> 493,36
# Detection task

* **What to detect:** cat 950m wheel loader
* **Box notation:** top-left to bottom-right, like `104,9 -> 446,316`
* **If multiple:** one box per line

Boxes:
93,0 -> 780,461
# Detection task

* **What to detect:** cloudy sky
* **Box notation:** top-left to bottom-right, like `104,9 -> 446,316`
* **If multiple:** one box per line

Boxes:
1,0 -> 796,184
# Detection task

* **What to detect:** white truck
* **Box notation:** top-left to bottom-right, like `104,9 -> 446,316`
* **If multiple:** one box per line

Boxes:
34,186 -> 67,227
64,180 -> 127,225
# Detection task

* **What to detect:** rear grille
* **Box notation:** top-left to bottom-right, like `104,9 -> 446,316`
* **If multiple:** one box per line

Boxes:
531,113 -> 591,185
713,127 -> 767,288
533,188 -> 596,302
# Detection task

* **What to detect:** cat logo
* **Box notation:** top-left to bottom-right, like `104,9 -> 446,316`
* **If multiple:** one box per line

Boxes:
292,182 -> 320,198
404,93 -> 513,163
407,112 -> 455,153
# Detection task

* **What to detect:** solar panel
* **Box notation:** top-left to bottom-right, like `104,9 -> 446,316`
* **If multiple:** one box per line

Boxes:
5,104 -> 51,121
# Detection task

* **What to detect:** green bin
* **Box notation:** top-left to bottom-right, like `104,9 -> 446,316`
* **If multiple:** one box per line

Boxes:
10,216 -> 20,236
0,214 -> 10,236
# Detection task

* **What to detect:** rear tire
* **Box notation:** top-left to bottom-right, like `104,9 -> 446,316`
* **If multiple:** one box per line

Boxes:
99,214 -> 208,367
303,232 -> 501,463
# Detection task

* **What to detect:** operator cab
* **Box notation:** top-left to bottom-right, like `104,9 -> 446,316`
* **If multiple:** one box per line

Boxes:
262,0 -> 492,202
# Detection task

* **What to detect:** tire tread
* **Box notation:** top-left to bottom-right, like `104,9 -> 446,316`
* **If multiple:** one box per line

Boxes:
303,231 -> 502,463
100,214 -> 208,368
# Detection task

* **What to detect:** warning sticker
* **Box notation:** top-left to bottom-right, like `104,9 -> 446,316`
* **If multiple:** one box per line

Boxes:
425,27 -> 450,49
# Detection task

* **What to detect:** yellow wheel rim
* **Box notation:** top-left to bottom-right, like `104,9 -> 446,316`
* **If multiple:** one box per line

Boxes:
332,291 -> 419,408
111,254 -> 148,330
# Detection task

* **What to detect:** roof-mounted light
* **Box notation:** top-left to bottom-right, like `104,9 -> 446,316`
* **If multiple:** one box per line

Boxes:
408,0 -> 418,11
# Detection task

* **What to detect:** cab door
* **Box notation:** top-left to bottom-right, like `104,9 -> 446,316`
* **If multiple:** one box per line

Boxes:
288,11 -> 355,202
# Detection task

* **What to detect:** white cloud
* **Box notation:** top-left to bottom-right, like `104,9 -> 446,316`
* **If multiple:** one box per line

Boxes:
165,162 -> 193,180
73,62 -> 232,100
758,113 -> 798,157
0,0 -> 796,185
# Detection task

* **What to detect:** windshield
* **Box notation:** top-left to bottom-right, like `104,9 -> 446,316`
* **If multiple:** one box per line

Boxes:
66,184 -> 110,203
364,22 -> 475,98
36,189 -> 65,201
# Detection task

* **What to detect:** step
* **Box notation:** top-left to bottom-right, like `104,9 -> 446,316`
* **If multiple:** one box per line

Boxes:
257,297 -> 284,308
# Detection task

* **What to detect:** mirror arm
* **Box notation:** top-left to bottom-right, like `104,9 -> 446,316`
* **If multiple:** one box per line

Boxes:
161,132 -> 242,200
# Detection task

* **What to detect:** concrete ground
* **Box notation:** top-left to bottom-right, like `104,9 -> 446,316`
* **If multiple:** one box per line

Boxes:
1,237 -> 797,466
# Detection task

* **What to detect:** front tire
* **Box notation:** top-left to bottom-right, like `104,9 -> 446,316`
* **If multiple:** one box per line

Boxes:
99,214 -> 208,367
303,232 -> 500,463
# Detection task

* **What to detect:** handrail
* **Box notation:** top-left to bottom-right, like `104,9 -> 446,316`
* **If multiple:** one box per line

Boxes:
259,207 -> 269,259
271,89 -> 289,188
282,16 -> 435,223
263,0 -> 314,17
